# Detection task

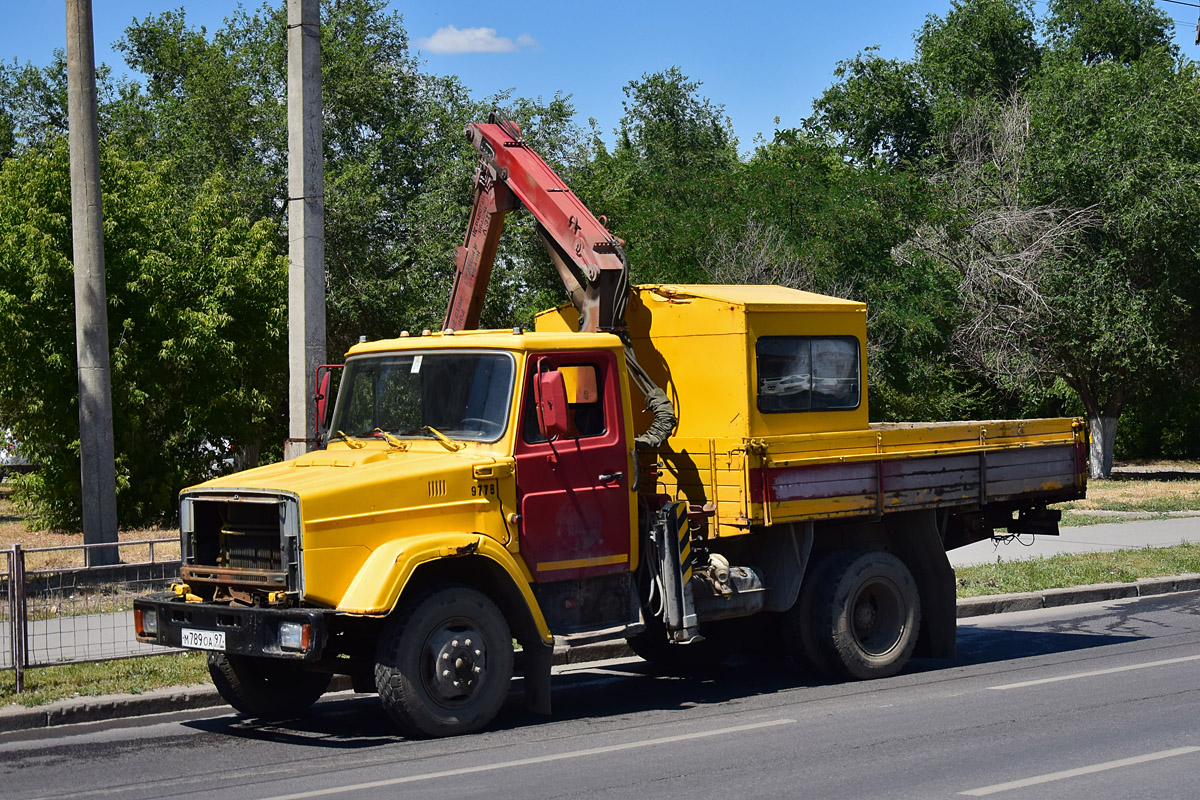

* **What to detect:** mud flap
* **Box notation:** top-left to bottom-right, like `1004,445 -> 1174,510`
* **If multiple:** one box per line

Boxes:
656,502 -> 700,642
888,510 -> 956,660
523,640 -> 554,716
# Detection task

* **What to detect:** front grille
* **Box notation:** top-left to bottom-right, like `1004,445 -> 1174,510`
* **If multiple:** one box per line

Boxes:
182,492 -> 301,600
223,531 -> 282,570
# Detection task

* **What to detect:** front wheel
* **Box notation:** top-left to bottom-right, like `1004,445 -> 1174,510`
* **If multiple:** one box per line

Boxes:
207,653 -> 331,720
375,586 -> 514,738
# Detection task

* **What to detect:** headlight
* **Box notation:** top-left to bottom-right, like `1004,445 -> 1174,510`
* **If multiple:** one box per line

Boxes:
136,608 -> 158,636
279,621 -> 311,651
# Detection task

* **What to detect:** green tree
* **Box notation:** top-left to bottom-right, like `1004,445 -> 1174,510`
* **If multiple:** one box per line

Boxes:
807,0 -> 1200,472
916,0 -> 1040,104
723,128 -> 980,421
811,0 -> 1040,170
808,49 -> 931,168
0,54 -> 129,160
575,68 -> 740,285
1044,0 -> 1175,64
116,1 -> 429,350
803,0 -> 1050,428
896,46 -> 1200,477
0,2 -> 588,526
0,141 -> 287,528
1024,49 -> 1200,475
113,0 -> 581,350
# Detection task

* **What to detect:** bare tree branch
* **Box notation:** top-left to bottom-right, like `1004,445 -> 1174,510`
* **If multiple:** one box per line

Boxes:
893,96 -> 1098,387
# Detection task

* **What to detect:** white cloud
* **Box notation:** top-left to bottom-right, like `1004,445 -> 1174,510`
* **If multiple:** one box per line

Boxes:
418,25 -> 539,55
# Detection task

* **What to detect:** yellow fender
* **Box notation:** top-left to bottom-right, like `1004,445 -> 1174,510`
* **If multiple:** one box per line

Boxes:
336,531 -> 552,644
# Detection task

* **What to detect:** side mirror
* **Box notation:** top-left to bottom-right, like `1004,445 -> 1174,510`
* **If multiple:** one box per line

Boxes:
535,371 -> 570,439
314,364 -> 343,446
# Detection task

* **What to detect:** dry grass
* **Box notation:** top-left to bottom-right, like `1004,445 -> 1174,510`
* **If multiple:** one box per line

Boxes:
1115,458 -> 1200,471
1058,476 -> 1200,519
0,484 -> 179,570
1087,478 -> 1200,502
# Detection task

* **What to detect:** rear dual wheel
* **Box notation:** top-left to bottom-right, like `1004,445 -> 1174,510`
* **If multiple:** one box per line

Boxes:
786,550 -> 919,681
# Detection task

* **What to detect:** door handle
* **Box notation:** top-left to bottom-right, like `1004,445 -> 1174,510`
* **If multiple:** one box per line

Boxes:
598,472 -> 624,484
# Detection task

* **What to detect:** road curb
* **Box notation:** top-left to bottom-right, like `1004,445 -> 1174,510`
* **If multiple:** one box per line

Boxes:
0,683 -> 226,733
955,572 -> 1200,618
0,674 -> 355,734
5,575 -> 1200,734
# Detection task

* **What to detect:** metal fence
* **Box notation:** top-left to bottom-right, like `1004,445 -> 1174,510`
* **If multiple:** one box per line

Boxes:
2,539 -> 182,692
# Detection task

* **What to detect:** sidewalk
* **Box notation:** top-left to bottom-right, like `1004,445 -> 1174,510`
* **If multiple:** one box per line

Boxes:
949,515 -> 1200,567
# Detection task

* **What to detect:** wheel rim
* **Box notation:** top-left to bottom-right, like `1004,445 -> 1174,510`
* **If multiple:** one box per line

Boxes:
421,617 -> 489,707
850,577 -> 906,657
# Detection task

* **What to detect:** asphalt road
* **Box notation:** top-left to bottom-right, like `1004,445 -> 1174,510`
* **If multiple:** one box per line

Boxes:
3,592 -> 1200,800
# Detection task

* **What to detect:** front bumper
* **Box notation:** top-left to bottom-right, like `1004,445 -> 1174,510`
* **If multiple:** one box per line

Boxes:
133,593 -> 333,661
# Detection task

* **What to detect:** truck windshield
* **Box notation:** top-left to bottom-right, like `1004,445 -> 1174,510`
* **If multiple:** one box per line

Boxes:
330,351 -> 515,443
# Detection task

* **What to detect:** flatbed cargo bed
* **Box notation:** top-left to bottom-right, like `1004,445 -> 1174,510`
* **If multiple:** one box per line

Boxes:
653,417 -> 1086,535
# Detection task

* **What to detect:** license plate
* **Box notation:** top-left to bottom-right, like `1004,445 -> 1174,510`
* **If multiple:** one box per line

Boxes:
181,628 -> 226,651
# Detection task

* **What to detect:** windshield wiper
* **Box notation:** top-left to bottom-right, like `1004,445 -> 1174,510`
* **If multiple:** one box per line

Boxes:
421,425 -> 466,452
330,430 -> 365,449
372,428 -> 410,451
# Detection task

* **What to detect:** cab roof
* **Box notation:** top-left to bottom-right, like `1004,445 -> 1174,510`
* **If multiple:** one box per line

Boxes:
344,328 -> 622,358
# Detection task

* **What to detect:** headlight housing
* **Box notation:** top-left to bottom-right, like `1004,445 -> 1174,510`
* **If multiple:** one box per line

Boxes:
279,621 -> 311,652
135,607 -> 158,636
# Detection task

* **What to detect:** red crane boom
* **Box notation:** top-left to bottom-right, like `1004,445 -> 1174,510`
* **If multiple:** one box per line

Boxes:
443,114 -> 629,334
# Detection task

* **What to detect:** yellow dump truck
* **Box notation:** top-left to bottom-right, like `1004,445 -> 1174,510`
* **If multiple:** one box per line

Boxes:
135,283 -> 1086,738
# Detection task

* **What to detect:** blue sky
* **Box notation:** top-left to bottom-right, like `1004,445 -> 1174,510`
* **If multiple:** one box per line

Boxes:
4,1 -> 1199,149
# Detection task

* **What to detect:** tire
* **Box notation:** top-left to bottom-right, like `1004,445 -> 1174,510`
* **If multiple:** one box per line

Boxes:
374,585 -> 514,738
783,551 -> 844,678
810,550 -> 920,680
207,653 -> 331,720
627,613 -> 732,672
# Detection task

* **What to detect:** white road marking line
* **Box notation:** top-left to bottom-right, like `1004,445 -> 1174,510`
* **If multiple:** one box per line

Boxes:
989,653 -> 1200,690
959,746 -> 1200,796
257,718 -> 795,800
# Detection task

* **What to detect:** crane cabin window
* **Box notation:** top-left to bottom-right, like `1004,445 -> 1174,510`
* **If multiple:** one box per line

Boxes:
756,336 -> 861,413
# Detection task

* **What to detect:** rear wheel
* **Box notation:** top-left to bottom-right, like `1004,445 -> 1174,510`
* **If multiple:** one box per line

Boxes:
207,653 -> 331,720
783,552 -> 843,678
810,550 -> 920,680
375,586 -> 514,738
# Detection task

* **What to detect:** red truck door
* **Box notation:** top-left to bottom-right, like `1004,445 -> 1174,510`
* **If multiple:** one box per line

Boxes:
515,350 -> 633,581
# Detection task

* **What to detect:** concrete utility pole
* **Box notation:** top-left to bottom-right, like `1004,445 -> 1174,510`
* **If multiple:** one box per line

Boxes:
284,0 -> 326,460
65,0 -> 119,565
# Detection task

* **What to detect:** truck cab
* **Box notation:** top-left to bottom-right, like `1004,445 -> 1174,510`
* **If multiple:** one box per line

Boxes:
136,327 -> 649,736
